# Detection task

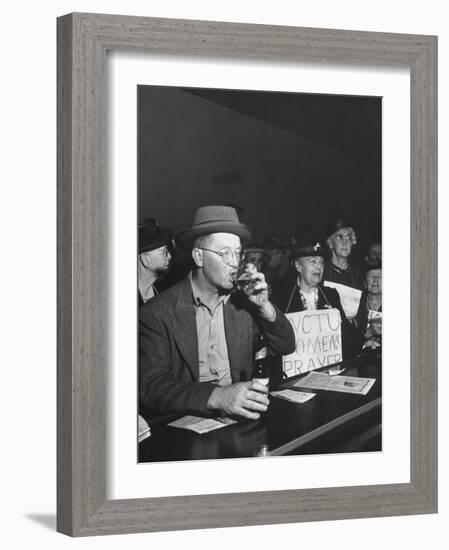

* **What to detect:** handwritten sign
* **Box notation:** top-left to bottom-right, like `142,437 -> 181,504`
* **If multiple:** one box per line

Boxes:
323,280 -> 362,319
282,309 -> 343,377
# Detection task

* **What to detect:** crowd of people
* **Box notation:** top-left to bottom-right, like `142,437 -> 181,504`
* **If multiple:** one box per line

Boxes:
138,205 -> 382,424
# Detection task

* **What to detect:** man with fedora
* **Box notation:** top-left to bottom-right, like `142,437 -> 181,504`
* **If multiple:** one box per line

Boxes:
139,205 -> 295,420
138,218 -> 173,305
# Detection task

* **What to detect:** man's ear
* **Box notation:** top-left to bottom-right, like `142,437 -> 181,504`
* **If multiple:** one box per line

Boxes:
139,252 -> 150,268
326,237 -> 334,250
192,248 -> 203,268
294,259 -> 302,273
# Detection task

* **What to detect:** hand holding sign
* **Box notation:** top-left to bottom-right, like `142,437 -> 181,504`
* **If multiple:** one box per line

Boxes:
323,281 -> 362,320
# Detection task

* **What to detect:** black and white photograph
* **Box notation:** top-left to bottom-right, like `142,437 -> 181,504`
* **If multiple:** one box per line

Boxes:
137,85 -> 382,462
1,0 -> 442,543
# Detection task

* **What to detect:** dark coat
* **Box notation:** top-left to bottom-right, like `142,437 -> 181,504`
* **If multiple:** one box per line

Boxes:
139,275 -> 295,416
323,260 -> 365,292
356,293 -> 382,345
138,279 -> 164,308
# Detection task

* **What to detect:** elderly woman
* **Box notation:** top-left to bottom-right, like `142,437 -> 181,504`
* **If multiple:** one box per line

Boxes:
323,217 -> 364,291
322,217 -> 366,330
281,234 -> 362,360
357,264 -> 382,349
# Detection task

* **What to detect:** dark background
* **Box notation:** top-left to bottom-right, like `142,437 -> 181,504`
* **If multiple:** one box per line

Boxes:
138,85 -> 381,254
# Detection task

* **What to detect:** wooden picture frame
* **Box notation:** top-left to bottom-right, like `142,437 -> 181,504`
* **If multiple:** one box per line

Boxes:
57,12 -> 437,536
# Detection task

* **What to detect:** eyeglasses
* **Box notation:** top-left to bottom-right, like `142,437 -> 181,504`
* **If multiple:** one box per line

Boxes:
197,247 -> 245,264
334,232 -> 354,243
154,245 -> 172,257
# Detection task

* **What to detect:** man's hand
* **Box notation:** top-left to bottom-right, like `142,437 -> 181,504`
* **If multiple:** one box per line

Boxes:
365,319 -> 382,339
207,380 -> 269,420
362,339 -> 381,350
239,263 -> 276,321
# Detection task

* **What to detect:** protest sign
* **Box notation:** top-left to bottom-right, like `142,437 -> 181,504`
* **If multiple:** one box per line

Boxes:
282,308 -> 342,377
323,280 -> 362,319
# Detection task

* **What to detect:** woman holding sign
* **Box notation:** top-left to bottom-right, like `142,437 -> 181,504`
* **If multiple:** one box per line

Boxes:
275,236 -> 362,378
323,217 -> 365,326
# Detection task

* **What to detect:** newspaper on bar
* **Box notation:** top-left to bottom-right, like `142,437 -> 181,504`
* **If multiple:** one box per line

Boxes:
282,308 -> 342,377
323,280 -> 362,320
293,371 -> 376,396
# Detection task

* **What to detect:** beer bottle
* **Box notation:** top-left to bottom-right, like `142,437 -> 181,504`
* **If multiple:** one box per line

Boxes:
252,333 -> 270,387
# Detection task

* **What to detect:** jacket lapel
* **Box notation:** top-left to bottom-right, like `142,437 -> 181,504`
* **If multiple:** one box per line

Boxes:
317,287 -> 326,309
173,277 -> 199,381
224,298 -> 248,382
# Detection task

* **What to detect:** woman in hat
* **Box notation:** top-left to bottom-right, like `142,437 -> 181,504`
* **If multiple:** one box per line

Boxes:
282,234 -> 361,360
323,217 -> 364,292
322,218 -> 366,330
284,237 -> 344,315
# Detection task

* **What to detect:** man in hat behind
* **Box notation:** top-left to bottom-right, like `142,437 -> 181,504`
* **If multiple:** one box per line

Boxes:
263,234 -> 295,307
243,241 -> 274,287
137,218 -> 174,441
138,218 -> 173,305
139,205 -> 295,420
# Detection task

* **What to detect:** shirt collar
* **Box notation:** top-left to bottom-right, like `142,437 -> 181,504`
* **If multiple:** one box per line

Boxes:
331,262 -> 349,274
296,276 -> 318,297
299,286 -> 318,299
189,272 -> 230,309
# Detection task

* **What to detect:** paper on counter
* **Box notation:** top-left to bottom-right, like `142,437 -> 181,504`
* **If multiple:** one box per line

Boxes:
270,389 -> 316,403
168,415 -> 237,434
293,371 -> 376,395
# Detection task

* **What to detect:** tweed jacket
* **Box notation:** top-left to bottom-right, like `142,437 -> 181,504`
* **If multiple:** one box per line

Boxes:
139,275 -> 295,416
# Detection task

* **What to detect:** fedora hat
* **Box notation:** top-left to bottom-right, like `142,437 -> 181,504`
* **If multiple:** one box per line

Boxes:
139,218 -> 173,254
175,205 -> 252,251
263,234 -> 288,252
245,242 -> 270,261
